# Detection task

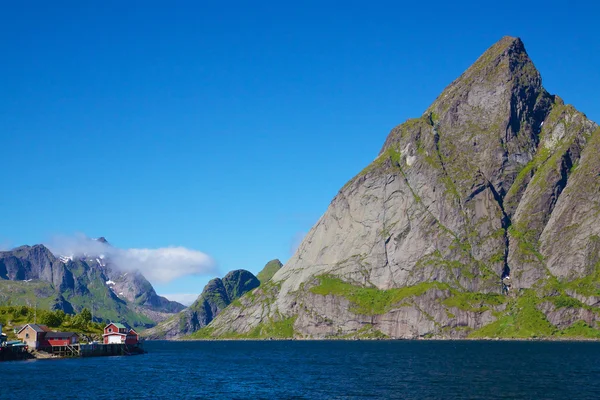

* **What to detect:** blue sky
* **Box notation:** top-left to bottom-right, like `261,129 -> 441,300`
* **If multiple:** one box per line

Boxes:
1,1 -> 598,304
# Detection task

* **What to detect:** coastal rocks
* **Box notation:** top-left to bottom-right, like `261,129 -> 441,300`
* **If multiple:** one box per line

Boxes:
205,37 -> 600,339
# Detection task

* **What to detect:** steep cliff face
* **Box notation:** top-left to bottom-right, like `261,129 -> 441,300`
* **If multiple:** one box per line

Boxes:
143,269 -> 260,339
202,37 -> 600,339
0,243 -> 184,327
0,245 -> 71,290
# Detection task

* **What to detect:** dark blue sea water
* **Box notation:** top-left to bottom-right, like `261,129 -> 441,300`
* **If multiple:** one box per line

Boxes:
2,340 -> 600,399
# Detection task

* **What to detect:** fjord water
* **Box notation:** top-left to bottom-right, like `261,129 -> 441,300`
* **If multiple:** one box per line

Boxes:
2,341 -> 600,399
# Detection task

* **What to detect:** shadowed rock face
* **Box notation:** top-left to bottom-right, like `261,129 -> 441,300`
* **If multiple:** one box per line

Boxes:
205,37 -> 600,339
0,245 -> 67,286
143,269 -> 260,339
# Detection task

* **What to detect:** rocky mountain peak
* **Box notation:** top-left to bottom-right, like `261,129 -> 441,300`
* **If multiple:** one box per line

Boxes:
199,38 -> 600,340
378,36 -> 555,204
431,36 -> 539,104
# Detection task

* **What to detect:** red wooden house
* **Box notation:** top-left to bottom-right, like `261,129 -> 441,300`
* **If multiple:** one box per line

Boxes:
103,323 -> 139,345
16,325 -> 79,348
45,332 -> 79,346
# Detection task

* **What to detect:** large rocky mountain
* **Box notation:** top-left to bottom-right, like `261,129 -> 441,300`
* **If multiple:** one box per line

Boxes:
195,37 -> 600,339
0,240 -> 185,328
143,269 -> 260,339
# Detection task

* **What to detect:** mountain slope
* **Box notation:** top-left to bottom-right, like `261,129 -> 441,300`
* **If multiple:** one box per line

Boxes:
143,269 -> 260,339
256,259 -> 283,284
0,243 -> 185,328
200,37 -> 600,339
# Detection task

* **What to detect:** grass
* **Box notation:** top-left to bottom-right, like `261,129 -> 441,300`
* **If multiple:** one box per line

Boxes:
469,289 -> 600,339
256,259 -> 283,285
508,223 -> 544,263
309,275 -> 450,315
187,316 -> 297,340
558,321 -> 600,339
442,291 -> 505,312
563,261 -> 600,297
468,290 -> 556,339
0,280 -> 57,309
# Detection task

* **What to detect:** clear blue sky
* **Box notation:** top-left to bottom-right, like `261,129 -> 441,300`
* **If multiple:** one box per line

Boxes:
1,1 -> 598,301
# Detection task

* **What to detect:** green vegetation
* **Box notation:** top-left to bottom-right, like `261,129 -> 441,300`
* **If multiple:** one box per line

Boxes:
65,274 -> 154,328
548,294 -> 585,309
508,223 -> 544,263
337,324 -> 389,339
188,316 -> 297,340
563,261 -> 600,297
0,277 -> 153,329
469,290 -> 555,338
469,289 -> 600,339
0,305 -> 104,341
558,321 -> 600,339
442,292 -> 505,312
256,259 -> 283,285
309,275 -> 510,316
310,275 -> 449,315
237,316 -> 297,339
506,147 -> 550,202
187,326 -> 215,339
0,280 -> 56,309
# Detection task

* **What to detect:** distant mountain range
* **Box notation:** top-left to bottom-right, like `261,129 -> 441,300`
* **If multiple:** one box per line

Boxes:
0,239 -> 185,328
143,259 -> 282,339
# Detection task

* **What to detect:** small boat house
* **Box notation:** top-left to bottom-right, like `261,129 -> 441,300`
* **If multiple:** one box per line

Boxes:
103,323 -> 139,345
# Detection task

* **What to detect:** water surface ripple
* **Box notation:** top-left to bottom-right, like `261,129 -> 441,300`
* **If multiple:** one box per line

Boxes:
2,340 -> 600,399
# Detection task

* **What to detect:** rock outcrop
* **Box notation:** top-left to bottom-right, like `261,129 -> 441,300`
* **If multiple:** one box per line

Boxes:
201,37 -> 600,339
143,269 -> 260,339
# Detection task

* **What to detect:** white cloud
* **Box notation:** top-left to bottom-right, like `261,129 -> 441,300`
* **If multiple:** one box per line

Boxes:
46,234 -> 217,284
160,293 -> 199,306
119,247 -> 215,283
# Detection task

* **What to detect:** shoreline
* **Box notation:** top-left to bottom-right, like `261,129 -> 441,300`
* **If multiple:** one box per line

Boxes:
149,336 -> 600,343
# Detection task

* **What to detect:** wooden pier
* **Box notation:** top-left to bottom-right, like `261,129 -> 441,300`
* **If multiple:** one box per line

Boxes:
39,342 -> 145,358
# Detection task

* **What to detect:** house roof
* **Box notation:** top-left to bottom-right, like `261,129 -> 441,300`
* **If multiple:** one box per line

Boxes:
17,324 -> 50,334
106,322 -> 127,329
45,332 -> 78,339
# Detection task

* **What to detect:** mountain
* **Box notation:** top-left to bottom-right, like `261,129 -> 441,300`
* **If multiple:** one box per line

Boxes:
0,242 -> 185,328
256,259 -> 283,285
195,37 -> 600,340
143,269 -> 260,339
